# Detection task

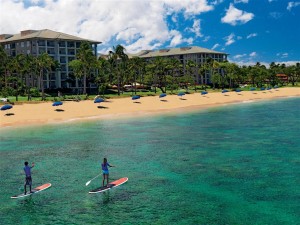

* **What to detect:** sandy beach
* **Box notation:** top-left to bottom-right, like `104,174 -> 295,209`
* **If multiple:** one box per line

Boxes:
1,87 -> 300,128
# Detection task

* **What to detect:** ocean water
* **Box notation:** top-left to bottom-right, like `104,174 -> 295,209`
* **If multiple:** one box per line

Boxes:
0,97 -> 299,225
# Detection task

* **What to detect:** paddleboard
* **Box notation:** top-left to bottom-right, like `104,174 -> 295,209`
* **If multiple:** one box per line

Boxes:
89,177 -> 128,194
11,183 -> 52,199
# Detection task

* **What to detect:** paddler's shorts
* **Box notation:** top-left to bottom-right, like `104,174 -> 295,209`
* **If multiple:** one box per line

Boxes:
102,170 -> 109,175
25,176 -> 32,185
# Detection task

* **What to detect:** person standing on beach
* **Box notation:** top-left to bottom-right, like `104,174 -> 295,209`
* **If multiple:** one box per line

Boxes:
102,158 -> 114,187
24,161 -> 34,194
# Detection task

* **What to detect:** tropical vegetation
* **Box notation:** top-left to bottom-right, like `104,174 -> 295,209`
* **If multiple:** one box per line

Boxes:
0,43 -> 299,102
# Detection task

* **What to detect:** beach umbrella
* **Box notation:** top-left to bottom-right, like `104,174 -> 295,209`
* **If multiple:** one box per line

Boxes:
260,87 -> 265,91
250,87 -> 256,91
1,104 -> 14,116
94,97 -> 106,108
267,87 -> 272,90
94,98 -> 104,103
52,101 -> 63,106
132,95 -> 140,103
177,92 -> 185,100
1,104 -> 13,111
52,101 -> 64,111
235,89 -> 242,93
132,95 -> 140,100
201,91 -> 208,95
222,89 -> 229,93
159,93 -> 167,98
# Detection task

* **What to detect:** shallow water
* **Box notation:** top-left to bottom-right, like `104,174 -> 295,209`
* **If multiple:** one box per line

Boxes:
0,97 -> 299,224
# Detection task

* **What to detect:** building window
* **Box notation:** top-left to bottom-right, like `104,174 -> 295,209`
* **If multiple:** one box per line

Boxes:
21,42 -> 24,47
59,41 -> 66,47
38,40 -> 46,46
67,42 -> 75,48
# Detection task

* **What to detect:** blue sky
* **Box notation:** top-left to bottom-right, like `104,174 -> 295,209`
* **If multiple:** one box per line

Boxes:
0,0 -> 299,66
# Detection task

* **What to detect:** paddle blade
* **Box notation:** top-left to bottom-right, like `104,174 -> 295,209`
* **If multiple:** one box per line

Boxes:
85,181 -> 91,186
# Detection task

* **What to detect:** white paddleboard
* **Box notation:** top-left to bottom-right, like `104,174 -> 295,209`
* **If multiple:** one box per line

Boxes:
89,177 -> 128,194
11,183 -> 51,199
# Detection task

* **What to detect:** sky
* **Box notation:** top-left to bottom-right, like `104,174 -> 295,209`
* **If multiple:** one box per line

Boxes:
0,0 -> 299,66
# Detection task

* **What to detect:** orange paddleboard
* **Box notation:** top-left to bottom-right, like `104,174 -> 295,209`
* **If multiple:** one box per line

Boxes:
11,183 -> 51,199
89,177 -> 128,194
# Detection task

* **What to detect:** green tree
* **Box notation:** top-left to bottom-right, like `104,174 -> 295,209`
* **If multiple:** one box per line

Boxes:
165,58 -> 181,93
128,57 -> 145,95
36,53 -> 56,100
185,60 -> 197,92
76,41 -> 97,94
108,45 -> 128,95
95,57 -> 110,96
284,63 -> 300,86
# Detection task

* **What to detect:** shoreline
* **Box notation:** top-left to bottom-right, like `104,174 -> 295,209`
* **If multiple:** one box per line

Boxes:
1,87 -> 300,129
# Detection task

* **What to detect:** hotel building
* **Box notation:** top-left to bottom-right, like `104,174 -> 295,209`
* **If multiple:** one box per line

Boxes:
0,29 -> 100,92
131,46 -> 228,84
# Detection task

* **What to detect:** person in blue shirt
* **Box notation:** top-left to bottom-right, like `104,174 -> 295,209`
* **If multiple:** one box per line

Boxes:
24,161 -> 35,194
102,158 -> 114,187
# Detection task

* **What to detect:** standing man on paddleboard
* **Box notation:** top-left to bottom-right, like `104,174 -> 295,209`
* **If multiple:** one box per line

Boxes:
24,161 -> 34,194
102,158 -> 114,187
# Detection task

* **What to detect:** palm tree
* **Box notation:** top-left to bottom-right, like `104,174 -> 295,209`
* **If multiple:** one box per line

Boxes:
284,64 -> 300,86
95,57 -> 110,96
75,41 -> 97,94
198,62 -> 208,90
108,45 -> 128,95
205,57 -> 220,88
35,53 -> 56,100
152,57 -> 169,93
0,46 -> 12,88
185,60 -> 197,92
165,57 -> 181,93
128,57 -> 145,95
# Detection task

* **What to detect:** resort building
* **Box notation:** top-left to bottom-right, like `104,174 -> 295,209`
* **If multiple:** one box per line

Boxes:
130,46 -> 228,84
0,29 -> 100,92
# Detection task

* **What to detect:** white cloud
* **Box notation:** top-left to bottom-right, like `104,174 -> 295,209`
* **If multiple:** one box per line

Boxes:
274,61 -> 298,66
247,33 -> 257,39
168,30 -> 193,47
249,52 -> 257,57
287,2 -> 300,11
277,52 -> 289,58
221,3 -> 254,25
282,53 -> 289,58
234,0 -> 249,3
230,59 -> 299,67
203,36 -> 210,42
192,19 -> 203,37
0,0 -> 215,54
233,54 -> 247,59
211,0 -> 224,5
269,12 -> 283,19
224,33 -> 235,46
212,43 -> 220,50
185,19 -> 203,37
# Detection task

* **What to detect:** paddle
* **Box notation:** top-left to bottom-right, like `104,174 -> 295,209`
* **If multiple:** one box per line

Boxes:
85,174 -> 102,186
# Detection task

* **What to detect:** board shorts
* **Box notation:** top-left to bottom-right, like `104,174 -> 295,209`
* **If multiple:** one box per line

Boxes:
25,176 -> 32,185
102,170 -> 109,175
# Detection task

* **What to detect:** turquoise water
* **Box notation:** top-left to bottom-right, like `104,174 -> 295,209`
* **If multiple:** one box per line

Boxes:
0,97 -> 299,225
